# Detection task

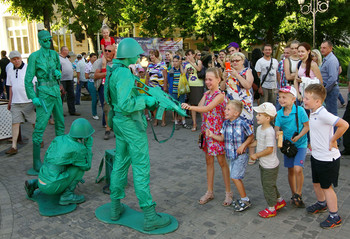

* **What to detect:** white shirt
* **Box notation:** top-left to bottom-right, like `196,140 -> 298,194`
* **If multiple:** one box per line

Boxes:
256,125 -> 280,169
85,61 -> 94,82
309,106 -> 341,161
6,62 -> 35,104
255,57 -> 279,89
76,59 -> 87,82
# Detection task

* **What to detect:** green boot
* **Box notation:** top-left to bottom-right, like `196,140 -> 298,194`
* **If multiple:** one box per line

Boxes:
143,205 -> 171,231
59,181 -> 85,205
110,199 -> 125,221
33,143 -> 42,172
24,179 -> 38,197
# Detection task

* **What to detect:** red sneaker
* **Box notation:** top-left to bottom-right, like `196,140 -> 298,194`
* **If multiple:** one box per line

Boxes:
258,208 -> 277,218
275,199 -> 287,211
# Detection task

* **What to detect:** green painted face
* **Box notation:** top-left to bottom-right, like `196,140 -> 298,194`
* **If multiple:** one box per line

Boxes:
39,38 -> 52,49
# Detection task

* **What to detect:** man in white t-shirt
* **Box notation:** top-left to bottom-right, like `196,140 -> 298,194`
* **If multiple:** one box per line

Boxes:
6,51 -> 36,155
75,54 -> 87,105
255,44 -> 280,105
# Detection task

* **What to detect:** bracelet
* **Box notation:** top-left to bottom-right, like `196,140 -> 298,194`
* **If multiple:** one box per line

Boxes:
101,68 -> 106,73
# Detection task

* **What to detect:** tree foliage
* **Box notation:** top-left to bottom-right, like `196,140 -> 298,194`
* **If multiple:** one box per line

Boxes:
1,0 -> 349,52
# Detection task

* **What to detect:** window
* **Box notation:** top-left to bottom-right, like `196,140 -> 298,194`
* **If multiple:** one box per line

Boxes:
6,18 -> 30,56
52,28 -> 73,52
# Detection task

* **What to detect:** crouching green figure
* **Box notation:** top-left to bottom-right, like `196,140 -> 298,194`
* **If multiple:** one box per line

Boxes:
105,38 -> 171,231
24,118 -> 94,206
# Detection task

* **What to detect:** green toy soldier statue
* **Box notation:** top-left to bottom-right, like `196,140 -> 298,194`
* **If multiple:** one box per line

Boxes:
25,30 -> 65,175
106,38 -> 171,231
24,118 -> 94,205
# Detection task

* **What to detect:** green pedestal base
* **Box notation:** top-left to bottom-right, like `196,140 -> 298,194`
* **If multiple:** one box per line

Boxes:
95,203 -> 178,234
28,190 -> 77,216
27,168 -> 39,176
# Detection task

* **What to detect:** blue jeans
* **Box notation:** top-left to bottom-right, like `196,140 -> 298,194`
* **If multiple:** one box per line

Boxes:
75,81 -> 88,105
338,93 -> 345,105
87,81 -> 98,116
325,85 -> 339,116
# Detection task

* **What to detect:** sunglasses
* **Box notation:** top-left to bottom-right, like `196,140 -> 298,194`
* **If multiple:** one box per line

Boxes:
42,38 -> 51,42
104,49 -> 112,53
231,59 -> 241,63
197,54 -> 201,56
311,54 -> 315,57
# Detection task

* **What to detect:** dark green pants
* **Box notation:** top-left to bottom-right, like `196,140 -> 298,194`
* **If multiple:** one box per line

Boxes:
260,165 -> 280,207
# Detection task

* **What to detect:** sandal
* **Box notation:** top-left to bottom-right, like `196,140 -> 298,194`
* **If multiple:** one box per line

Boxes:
222,191 -> 233,206
191,126 -> 197,132
161,122 -> 166,127
291,193 -> 305,208
199,191 -> 214,205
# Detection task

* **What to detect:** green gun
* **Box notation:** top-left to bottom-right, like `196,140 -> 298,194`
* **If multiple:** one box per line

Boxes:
134,77 -> 188,120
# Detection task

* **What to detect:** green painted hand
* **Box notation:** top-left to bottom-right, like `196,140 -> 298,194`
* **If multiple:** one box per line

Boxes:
54,69 -> 61,80
32,97 -> 42,107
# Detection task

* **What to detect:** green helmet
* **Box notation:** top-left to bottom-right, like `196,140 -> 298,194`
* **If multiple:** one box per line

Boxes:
69,118 -> 95,138
117,38 -> 144,59
38,30 -> 52,40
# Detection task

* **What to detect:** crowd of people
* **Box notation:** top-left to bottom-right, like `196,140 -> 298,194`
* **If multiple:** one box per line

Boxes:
1,29 -> 350,229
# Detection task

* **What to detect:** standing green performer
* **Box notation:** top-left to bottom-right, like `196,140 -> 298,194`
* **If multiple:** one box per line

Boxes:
106,38 -> 171,231
25,30 -> 64,175
24,118 -> 94,206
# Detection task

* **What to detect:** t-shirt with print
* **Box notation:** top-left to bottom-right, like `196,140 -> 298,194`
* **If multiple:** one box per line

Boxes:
275,104 -> 309,148
256,125 -> 279,169
185,62 -> 203,87
147,62 -> 167,88
170,67 -> 181,94
255,57 -> 279,89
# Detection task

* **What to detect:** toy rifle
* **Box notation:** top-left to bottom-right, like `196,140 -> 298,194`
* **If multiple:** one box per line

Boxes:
134,77 -> 188,120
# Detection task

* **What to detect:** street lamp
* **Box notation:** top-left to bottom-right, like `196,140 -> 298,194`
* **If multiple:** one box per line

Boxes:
298,0 -> 329,48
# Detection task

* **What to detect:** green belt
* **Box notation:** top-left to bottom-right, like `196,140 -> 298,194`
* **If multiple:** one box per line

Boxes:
38,81 -> 58,87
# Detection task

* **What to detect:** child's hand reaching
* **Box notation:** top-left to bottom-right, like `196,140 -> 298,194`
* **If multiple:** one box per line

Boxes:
181,103 -> 191,110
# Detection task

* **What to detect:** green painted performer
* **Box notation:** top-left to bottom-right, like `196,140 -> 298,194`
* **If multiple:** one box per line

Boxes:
106,38 -> 171,231
25,30 -> 64,175
24,118 -> 94,205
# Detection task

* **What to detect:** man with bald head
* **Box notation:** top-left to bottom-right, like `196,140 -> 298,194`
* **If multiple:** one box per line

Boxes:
59,46 -> 80,116
89,44 -> 115,139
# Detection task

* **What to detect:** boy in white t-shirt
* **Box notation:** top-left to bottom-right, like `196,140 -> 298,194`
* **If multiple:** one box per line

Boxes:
250,102 -> 286,218
303,84 -> 349,229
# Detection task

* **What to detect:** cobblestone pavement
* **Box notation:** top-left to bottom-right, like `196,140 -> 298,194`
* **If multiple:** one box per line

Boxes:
0,88 -> 349,239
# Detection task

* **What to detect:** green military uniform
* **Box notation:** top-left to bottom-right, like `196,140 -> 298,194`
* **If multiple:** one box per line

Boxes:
25,30 -> 64,175
25,118 -> 94,206
106,38 -> 171,231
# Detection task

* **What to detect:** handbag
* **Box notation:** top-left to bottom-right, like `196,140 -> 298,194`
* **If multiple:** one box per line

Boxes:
198,132 -> 205,149
178,73 -> 190,96
280,102 -> 299,158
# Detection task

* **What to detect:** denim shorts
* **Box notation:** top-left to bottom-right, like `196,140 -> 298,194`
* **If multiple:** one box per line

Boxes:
284,148 -> 307,168
229,153 -> 248,179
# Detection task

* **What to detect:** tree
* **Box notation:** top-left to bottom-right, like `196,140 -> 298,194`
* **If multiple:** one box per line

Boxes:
1,0 -> 61,32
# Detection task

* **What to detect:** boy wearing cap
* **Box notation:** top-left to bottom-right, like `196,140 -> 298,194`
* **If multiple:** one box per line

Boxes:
303,84 -> 349,229
6,51 -> 36,155
250,102 -> 285,218
275,86 -> 309,207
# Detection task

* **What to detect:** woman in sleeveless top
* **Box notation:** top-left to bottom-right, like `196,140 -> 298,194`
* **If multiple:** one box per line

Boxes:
293,42 -> 323,102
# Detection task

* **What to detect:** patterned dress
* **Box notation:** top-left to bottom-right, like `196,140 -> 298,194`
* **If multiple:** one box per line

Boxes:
201,90 -> 226,156
147,61 -> 167,89
226,67 -> 254,130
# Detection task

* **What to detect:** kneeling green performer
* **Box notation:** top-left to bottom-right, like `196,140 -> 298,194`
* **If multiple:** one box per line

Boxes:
24,118 -> 94,206
106,38 -> 171,231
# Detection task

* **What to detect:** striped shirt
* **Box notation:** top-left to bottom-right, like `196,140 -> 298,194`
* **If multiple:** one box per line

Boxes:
220,117 -> 253,160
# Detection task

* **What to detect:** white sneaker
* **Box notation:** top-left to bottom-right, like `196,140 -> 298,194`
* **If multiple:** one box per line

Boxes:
92,115 -> 99,120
